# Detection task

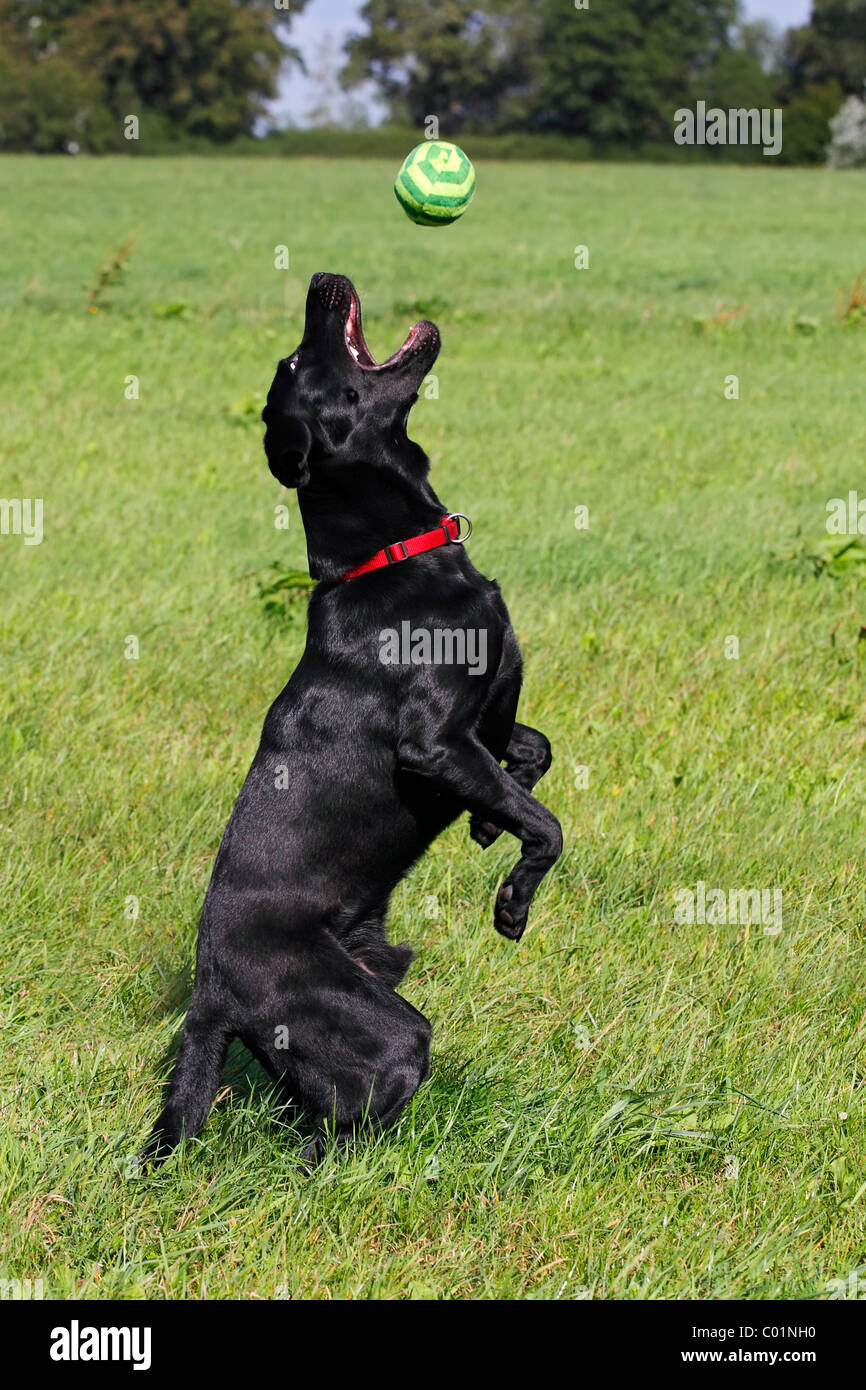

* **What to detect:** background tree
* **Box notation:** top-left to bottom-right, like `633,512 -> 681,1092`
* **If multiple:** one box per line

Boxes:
0,36 -> 107,153
517,0 -> 738,143
340,0 -> 534,130
0,0 -> 309,151
782,80 -> 845,162
696,20 -> 780,118
779,0 -> 866,98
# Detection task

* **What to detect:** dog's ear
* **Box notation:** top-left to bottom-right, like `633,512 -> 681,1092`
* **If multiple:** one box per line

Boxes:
263,414 -> 312,488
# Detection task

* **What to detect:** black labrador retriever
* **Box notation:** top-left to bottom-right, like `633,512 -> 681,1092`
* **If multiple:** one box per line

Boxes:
145,272 -> 562,1164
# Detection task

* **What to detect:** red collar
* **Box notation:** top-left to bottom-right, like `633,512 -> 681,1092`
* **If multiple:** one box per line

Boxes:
340,512 -> 472,581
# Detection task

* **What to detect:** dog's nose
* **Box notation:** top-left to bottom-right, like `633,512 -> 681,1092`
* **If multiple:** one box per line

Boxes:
309,271 -> 332,304
309,272 -> 352,313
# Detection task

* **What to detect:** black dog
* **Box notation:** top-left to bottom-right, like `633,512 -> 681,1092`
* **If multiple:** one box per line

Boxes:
145,272 -> 561,1163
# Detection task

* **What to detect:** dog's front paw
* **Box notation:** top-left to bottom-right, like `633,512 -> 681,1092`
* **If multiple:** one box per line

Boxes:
494,880 -> 527,941
470,815 -> 502,849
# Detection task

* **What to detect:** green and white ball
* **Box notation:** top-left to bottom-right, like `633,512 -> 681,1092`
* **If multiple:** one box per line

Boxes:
394,141 -> 476,227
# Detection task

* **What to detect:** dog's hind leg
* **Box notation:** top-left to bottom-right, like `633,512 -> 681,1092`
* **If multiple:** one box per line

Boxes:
471,722 -> 553,848
235,927 -> 431,1160
143,1004 -> 233,1164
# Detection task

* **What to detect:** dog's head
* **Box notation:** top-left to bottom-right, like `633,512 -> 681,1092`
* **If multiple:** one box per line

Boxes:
262,272 -> 441,488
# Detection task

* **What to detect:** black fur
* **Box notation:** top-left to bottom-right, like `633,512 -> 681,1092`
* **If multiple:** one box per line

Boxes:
144,273 -> 562,1165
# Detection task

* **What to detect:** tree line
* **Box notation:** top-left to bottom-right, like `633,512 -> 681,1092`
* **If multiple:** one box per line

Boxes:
0,0 -> 862,162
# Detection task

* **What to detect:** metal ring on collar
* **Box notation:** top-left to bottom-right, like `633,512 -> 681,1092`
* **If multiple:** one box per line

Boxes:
445,512 -> 472,544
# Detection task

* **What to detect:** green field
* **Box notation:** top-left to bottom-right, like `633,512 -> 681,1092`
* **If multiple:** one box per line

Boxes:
2,156 -> 866,1300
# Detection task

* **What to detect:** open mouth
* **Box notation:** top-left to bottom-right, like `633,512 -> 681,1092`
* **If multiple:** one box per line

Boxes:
311,272 -> 439,372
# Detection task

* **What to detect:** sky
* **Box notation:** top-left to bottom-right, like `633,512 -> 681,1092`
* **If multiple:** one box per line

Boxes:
271,0 -> 814,128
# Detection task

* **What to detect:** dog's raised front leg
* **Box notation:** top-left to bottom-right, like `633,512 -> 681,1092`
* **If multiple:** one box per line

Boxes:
398,717 -> 561,940
470,721 -> 553,849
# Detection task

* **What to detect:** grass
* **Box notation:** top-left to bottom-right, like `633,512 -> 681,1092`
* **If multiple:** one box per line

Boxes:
1,155 -> 865,1300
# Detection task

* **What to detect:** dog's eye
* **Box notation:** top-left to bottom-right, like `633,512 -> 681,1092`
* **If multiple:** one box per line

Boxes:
346,388 -> 359,404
